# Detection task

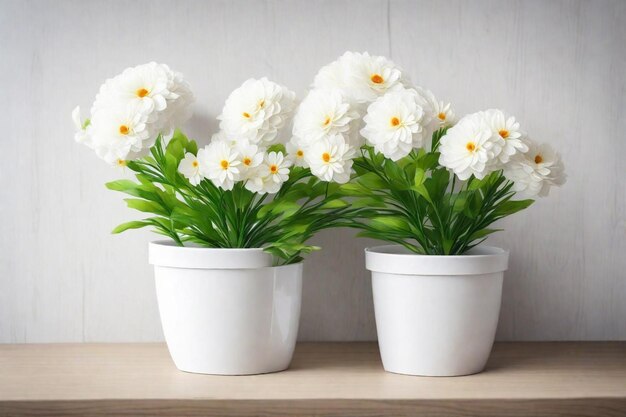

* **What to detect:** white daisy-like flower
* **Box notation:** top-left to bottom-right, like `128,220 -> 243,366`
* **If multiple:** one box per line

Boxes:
72,106 -> 92,146
411,87 -> 454,135
286,138 -> 308,168
235,140 -> 264,178
155,67 -> 194,136
306,134 -> 355,184
89,103 -> 151,164
503,140 -> 566,197
198,141 -> 241,191
483,109 -> 528,164
245,151 -> 292,194
360,89 -> 430,161
292,89 -> 359,146
438,112 -> 504,180
218,78 -> 296,145
106,62 -> 175,114
316,52 -> 406,104
178,152 -> 204,186
76,62 -> 193,165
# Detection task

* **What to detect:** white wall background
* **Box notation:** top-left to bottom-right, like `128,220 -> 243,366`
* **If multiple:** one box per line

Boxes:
1,0 -> 624,343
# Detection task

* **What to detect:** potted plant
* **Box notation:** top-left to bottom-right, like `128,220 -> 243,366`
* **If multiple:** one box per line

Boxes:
73,63 -> 358,375
292,52 -> 566,376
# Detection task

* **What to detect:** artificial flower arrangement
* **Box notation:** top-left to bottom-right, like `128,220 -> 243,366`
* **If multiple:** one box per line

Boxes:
288,51 -> 566,255
72,54 -> 566,377
286,51 -> 566,377
73,63 -> 360,265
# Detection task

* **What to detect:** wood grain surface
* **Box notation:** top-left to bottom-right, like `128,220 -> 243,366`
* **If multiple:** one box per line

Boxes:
0,342 -> 625,416
0,0 -> 625,343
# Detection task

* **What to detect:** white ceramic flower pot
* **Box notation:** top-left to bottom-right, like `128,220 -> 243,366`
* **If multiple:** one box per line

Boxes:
365,245 -> 508,376
149,240 -> 303,375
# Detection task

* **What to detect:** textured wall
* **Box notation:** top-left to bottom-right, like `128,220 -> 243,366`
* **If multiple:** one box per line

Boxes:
0,0 -> 624,343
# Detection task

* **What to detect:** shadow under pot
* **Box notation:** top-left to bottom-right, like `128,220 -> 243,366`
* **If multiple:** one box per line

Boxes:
149,240 -> 303,375
365,245 -> 508,376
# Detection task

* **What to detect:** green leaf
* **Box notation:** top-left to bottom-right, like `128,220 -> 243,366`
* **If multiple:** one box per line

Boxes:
468,228 -> 502,241
370,216 -> 410,232
111,220 -> 151,234
383,160 -> 406,184
351,197 -> 386,208
493,199 -> 534,216
337,183 -> 368,196
106,180 -> 139,192
412,183 -> 432,204
416,152 -> 440,171
414,167 -> 426,187
426,168 -> 450,201
124,199 -> 168,216
320,199 -> 348,209
357,172 -> 387,189
186,140 -> 198,155
463,191 -> 483,219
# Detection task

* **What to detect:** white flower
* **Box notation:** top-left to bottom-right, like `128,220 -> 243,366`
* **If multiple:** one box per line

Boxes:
411,87 -> 454,135
360,89 -> 430,161
155,67 -> 194,136
178,152 -> 203,186
504,140 -> 566,197
292,89 -> 359,146
306,134 -> 355,184
245,151 -> 291,194
106,62 -> 175,114
438,112 -> 504,180
484,109 -> 528,164
235,140 -> 264,178
72,106 -> 92,146
286,138 -> 308,168
218,78 -> 296,145
198,141 -> 241,191
89,102 -> 151,164
76,62 -> 193,165
314,52 -> 406,104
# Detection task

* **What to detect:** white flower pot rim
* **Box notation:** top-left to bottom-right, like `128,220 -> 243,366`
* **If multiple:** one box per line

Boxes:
149,240 -> 278,269
365,244 -> 509,276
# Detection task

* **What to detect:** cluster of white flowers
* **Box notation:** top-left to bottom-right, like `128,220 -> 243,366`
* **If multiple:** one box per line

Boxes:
179,78 -> 297,194
438,109 -> 566,196
503,140 -> 566,197
290,51 -> 454,181
218,77 -> 296,145
73,62 -> 194,166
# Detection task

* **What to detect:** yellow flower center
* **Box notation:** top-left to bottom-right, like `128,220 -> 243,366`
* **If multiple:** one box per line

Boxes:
243,157 -> 252,166
323,116 -> 331,126
136,88 -> 149,98
437,112 -> 446,121
258,99 -> 265,109
119,125 -> 130,135
370,74 -> 384,84
270,164 -> 278,173
220,160 -> 229,169
242,112 -> 251,119
466,142 -> 476,152
534,154 -> 543,164
390,117 -> 400,127
296,150 -> 304,157
499,129 -> 509,139
116,159 -> 126,167
322,152 -> 331,163
192,160 -> 199,168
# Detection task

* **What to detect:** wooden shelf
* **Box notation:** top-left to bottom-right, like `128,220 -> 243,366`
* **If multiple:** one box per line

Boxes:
1,342 -> 625,416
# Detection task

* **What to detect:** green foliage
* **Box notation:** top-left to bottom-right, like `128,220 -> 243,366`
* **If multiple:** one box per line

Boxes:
342,130 -> 534,255
105,131 -> 361,265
